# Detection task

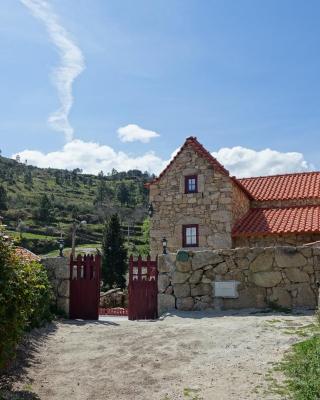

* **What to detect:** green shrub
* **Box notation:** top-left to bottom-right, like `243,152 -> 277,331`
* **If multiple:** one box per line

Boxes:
0,234 -> 52,369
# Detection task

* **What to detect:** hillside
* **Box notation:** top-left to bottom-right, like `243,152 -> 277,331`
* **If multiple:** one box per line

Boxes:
0,155 -> 153,255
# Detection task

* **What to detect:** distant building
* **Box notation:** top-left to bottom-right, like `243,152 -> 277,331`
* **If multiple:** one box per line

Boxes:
147,137 -> 320,256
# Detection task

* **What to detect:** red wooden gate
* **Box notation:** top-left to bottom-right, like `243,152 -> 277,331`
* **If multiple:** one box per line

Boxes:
128,255 -> 158,320
69,254 -> 101,320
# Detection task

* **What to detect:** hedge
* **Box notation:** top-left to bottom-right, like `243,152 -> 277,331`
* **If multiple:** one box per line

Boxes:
0,233 -> 52,369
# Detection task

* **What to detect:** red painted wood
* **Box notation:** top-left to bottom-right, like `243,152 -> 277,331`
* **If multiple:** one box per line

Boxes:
99,307 -> 128,316
69,254 -> 101,320
182,224 -> 199,247
128,255 -> 158,320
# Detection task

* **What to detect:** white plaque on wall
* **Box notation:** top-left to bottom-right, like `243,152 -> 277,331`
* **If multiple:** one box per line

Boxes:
214,281 -> 239,298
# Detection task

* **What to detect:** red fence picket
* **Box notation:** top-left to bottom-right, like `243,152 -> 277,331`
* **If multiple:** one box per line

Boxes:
128,255 -> 158,320
69,254 -> 101,320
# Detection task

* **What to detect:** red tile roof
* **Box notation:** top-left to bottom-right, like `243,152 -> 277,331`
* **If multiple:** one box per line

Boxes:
232,205 -> 320,237
238,172 -> 320,201
15,247 -> 41,262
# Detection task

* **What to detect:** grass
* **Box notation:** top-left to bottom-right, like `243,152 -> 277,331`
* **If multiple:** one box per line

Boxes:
7,230 -> 57,241
265,314 -> 320,400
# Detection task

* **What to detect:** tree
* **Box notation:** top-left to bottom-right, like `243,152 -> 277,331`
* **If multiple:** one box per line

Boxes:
24,170 -> 33,187
101,214 -> 127,289
0,186 -> 8,210
38,194 -> 55,223
117,182 -> 130,206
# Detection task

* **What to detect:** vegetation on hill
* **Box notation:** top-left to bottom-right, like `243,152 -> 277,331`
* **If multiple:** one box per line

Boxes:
0,155 -> 153,255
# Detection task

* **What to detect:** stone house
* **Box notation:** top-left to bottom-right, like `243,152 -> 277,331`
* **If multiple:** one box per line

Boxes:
147,137 -> 320,257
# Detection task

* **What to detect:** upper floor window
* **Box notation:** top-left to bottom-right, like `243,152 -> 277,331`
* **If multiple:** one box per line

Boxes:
185,175 -> 198,193
182,224 -> 199,247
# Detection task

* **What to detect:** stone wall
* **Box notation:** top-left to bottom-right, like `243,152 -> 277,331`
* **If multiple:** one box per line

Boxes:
158,246 -> 320,315
149,143 -> 249,257
232,181 -> 251,224
234,233 -> 320,248
41,257 -> 70,316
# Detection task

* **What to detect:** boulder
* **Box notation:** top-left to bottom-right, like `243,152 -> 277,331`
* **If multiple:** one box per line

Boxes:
191,283 -> 212,296
250,271 -> 282,288
158,254 -> 175,273
285,268 -> 309,283
275,247 -> 306,268
269,287 -> 292,308
223,287 -> 266,309
174,283 -> 191,298
176,297 -> 194,311
158,293 -> 176,315
176,260 -> 192,273
172,271 -> 190,284
158,274 -> 170,293
189,269 -> 203,284
293,283 -> 317,308
250,252 -> 273,272
213,262 -> 228,275
192,251 -> 223,270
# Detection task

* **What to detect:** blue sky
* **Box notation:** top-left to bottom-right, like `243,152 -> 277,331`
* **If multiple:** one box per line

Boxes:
1,0 -> 320,177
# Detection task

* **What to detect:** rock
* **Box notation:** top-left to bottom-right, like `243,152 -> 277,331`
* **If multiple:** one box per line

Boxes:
250,271 -> 282,287
158,294 -> 176,315
172,271 -> 190,284
205,269 -> 215,280
293,283 -> 317,307
176,297 -> 194,311
191,283 -> 212,296
174,283 -> 191,298
57,297 -> 69,315
275,247 -> 306,268
158,254 -> 175,273
201,276 -> 212,283
285,268 -> 309,283
165,286 -> 173,295
193,300 -> 210,311
176,260 -> 191,272
269,287 -> 292,308
57,279 -> 69,297
192,251 -> 223,270
223,287 -> 266,309
250,252 -> 273,272
158,274 -> 170,293
213,262 -> 228,275
189,270 -> 203,284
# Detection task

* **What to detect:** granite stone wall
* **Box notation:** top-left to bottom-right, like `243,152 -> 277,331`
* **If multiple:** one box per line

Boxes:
158,246 -> 320,315
149,143 -> 250,257
41,257 -> 70,316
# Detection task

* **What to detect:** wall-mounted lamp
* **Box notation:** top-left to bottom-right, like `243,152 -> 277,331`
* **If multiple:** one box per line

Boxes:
148,203 -> 154,218
162,237 -> 168,254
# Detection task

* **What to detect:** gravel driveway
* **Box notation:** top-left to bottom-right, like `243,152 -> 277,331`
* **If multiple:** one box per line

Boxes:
4,310 -> 314,400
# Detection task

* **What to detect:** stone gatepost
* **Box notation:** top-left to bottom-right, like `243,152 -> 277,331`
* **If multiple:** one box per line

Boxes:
41,257 -> 70,317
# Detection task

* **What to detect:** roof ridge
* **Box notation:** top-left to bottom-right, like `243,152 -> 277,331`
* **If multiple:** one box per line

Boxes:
238,170 -> 320,181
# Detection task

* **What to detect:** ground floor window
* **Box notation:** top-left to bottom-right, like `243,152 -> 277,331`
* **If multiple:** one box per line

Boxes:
182,224 -> 199,247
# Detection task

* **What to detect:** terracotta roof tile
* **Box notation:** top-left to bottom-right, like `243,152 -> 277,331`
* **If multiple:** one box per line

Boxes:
15,247 -> 41,262
232,205 -> 320,237
238,172 -> 320,201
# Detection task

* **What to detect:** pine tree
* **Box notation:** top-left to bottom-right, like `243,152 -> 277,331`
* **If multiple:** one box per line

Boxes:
101,214 -> 127,289
0,186 -> 8,210
38,194 -> 55,223
117,182 -> 130,206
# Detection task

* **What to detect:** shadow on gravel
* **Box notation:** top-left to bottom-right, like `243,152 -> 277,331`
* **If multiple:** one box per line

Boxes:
0,322 -> 58,400
62,319 -> 120,326
159,308 -> 315,320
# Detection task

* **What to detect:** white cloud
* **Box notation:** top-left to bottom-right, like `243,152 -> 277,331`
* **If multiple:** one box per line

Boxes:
13,139 -> 167,175
20,0 -> 85,142
212,146 -> 313,178
117,124 -> 160,143
13,140 -> 313,179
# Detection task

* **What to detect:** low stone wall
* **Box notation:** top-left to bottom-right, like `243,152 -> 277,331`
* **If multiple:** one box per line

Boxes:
158,245 -> 320,315
41,257 -> 70,316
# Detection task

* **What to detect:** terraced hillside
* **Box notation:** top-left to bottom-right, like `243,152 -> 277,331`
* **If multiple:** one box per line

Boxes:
0,155 -> 152,255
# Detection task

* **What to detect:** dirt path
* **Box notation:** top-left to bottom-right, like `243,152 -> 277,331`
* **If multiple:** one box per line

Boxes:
6,310 -> 314,400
